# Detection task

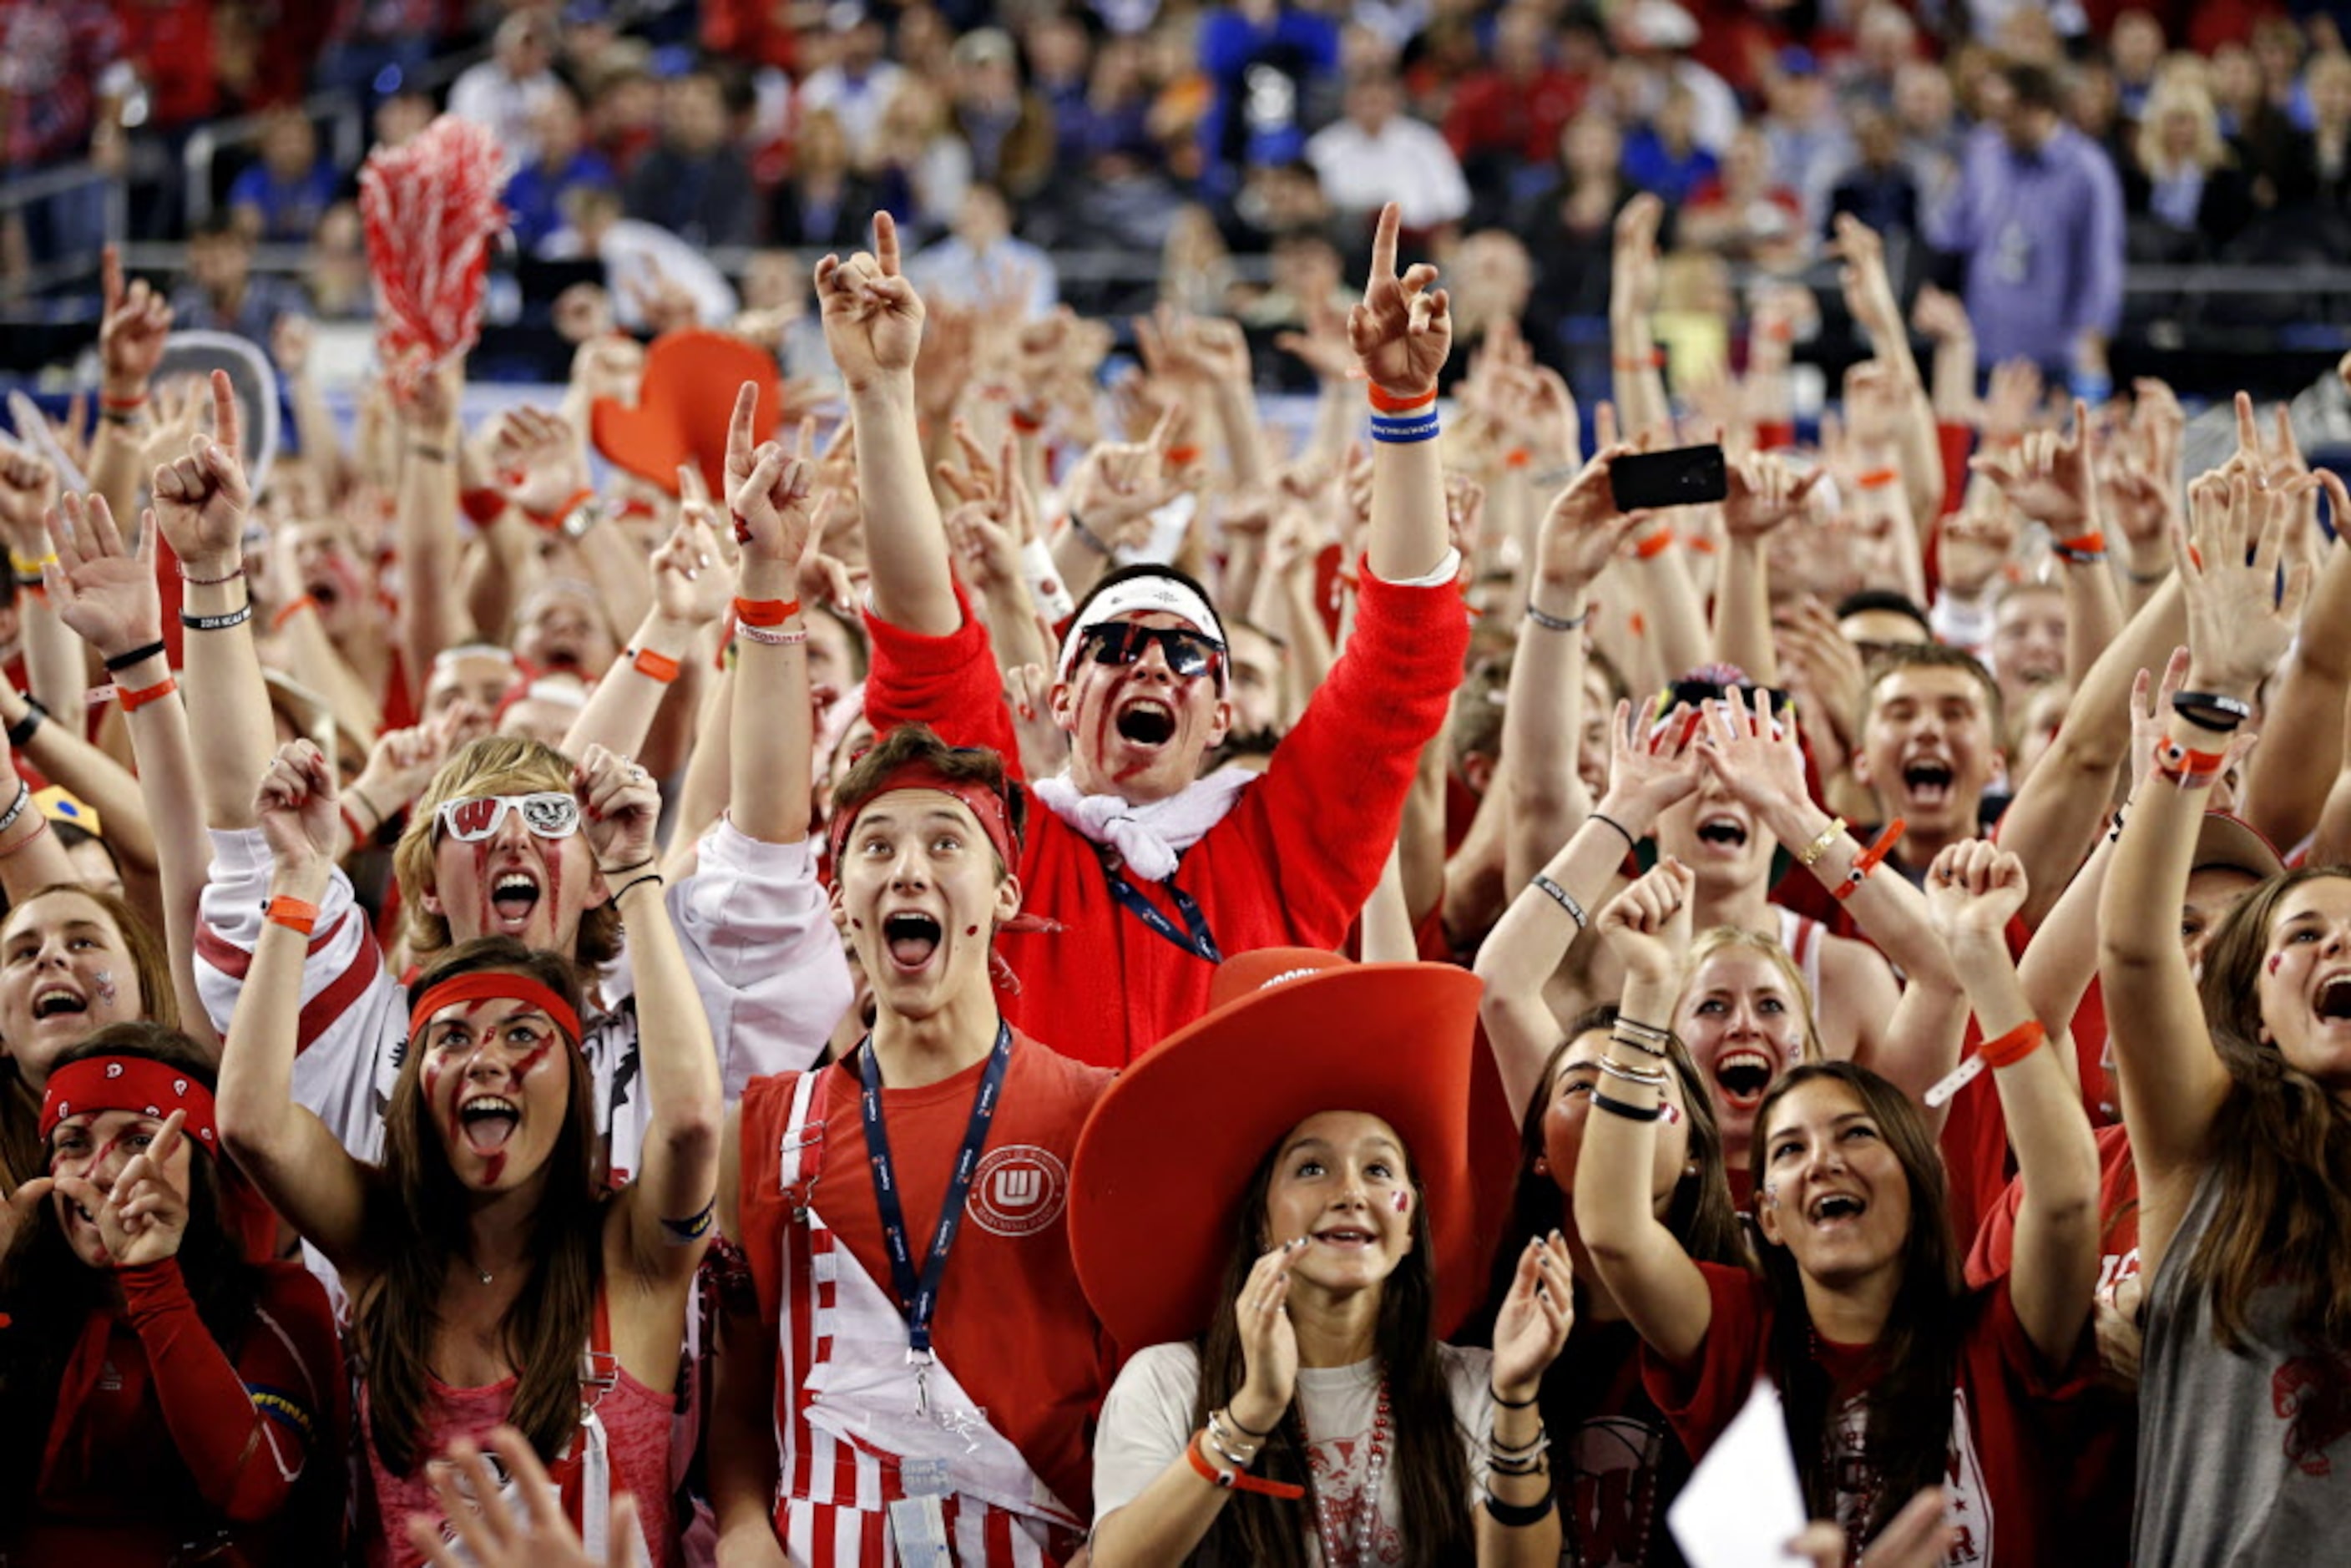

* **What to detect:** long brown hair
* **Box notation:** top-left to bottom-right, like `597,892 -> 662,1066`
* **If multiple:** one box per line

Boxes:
2187,866 -> 2351,1350
0,886 -> 179,1199
0,1026 -> 261,1525
1752,1062 -> 1963,1543
356,938 -> 606,1474
1186,1122 -> 1475,1567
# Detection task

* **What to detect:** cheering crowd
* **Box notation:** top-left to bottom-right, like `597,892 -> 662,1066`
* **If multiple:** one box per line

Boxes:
4,52 -> 2351,1562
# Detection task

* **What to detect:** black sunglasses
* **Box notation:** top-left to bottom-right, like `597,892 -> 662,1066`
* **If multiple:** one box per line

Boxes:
1082,623 -> 1227,680
1658,679 -> 1792,719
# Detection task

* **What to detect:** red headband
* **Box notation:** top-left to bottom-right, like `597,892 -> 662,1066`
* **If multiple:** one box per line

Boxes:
407,973 -> 584,1054
827,760 -> 1023,874
41,1056 -> 220,1153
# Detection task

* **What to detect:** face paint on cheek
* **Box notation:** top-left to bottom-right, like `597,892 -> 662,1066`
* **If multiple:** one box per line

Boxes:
1392,1190 -> 1410,1216
1760,1182 -> 1778,1208
543,854 -> 564,930
483,1151 -> 507,1186
92,971 -> 117,1008
472,841 -> 494,924
2271,953 -> 2285,976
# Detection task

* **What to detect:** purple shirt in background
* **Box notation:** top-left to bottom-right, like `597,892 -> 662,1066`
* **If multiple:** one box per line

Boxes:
1929,122 -> 2124,372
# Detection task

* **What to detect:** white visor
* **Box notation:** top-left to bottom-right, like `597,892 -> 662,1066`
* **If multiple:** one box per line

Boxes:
1056,573 -> 1227,681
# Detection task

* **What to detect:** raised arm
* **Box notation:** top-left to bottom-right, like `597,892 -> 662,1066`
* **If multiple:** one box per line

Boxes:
86,245 -> 174,527
218,741 -> 377,1270
2101,469 -> 2310,1285
1742,701 -> 1966,1106
2238,461 -> 2351,851
561,508 -> 726,766
1712,451 -> 1821,680
817,213 -> 956,635
154,371 -> 277,832
724,380 -> 821,845
1572,858 -> 1716,1364
1608,196 -> 1671,444
1502,448 -> 1646,890
1924,841 -> 2098,1364
578,744 -> 720,1285
1352,201 -> 1454,582
1478,699 -> 1701,1122
46,492 -> 210,1044
393,362 -> 468,698
1833,215 -> 1943,534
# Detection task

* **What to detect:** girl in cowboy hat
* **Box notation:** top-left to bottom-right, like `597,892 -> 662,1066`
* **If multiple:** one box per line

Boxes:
216,738 -> 721,1567
1077,950 -> 1578,1566
0,1024 -> 345,1561
1578,847 -> 2100,1563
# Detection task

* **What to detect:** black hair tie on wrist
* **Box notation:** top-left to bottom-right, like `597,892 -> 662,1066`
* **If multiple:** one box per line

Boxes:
6,700 -> 44,751
104,640 -> 167,673
1484,1490 -> 1557,1528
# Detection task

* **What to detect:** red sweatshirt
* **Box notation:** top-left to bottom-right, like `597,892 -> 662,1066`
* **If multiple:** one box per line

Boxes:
864,569 -> 1469,1065
24,1256 -> 345,1563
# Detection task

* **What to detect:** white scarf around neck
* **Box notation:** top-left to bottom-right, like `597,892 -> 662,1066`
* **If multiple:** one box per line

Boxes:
1031,766 -> 1256,883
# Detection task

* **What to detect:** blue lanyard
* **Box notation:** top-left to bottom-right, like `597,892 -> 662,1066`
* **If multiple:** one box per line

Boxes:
856,1019 -> 1014,1361
1100,852 -> 1224,964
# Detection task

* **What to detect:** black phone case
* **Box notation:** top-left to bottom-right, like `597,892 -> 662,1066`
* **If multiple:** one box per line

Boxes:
1608,445 -> 1729,511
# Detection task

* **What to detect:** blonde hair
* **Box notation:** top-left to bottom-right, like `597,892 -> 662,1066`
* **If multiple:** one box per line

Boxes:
1680,925 -> 1827,1065
392,736 -> 622,967
2136,77 -> 2227,175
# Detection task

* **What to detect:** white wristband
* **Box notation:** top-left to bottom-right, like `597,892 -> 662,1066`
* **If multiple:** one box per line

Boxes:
1023,534 -> 1075,622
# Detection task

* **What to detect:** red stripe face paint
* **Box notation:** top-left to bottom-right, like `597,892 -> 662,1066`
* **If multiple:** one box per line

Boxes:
2271,953 -> 2285,976
1392,1190 -> 1410,1216
483,1151 -> 507,1186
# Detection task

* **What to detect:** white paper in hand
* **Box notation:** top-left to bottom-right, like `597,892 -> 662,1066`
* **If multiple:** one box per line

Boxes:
1667,1376 -> 1811,1568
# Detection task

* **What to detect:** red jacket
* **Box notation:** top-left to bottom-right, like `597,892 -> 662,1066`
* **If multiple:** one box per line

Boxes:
863,569 -> 1469,1065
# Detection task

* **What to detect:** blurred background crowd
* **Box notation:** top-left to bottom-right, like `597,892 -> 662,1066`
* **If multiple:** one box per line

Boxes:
8,0 -> 2351,402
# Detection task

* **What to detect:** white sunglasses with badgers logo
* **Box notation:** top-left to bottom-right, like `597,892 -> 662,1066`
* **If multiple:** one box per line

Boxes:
434,792 -> 581,842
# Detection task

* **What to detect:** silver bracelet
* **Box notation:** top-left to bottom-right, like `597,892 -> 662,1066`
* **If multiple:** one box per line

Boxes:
1531,874 -> 1587,929
1597,1056 -> 1670,1089
1526,599 -> 1590,633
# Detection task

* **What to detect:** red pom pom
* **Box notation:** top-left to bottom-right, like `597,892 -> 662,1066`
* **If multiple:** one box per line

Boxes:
359,116 -> 511,398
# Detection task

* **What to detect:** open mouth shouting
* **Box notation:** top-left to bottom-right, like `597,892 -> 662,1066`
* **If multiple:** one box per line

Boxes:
882,909 -> 944,975
1807,1190 -> 1867,1232
29,981 -> 90,1025
1900,755 -> 1958,811
458,1092 -> 522,1154
487,867 -> 544,935
1694,811 -> 1752,856
1114,695 -> 1178,749
1714,1048 -> 1777,1111
2314,974 -> 2351,1025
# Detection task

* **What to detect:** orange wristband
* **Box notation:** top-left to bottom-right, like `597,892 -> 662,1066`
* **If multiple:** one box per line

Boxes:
1504,448 -> 1531,469
1634,528 -> 1676,560
1831,818 -> 1905,902
2054,531 -> 2106,563
1366,382 -> 1438,414
116,675 -> 179,712
1855,468 -> 1900,491
270,594 -> 318,630
732,597 -> 800,628
1979,1019 -> 2047,1070
265,895 -> 321,937
629,647 -> 681,684
1614,350 -> 1664,371
528,488 -> 596,530
1186,1429 -> 1306,1499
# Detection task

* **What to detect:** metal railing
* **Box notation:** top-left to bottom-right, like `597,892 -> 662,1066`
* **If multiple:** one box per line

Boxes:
0,161 -> 126,299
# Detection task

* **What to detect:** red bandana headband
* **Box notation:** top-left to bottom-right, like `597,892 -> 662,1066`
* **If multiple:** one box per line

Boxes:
827,759 -> 1024,875
407,973 -> 584,1054
41,1056 -> 220,1152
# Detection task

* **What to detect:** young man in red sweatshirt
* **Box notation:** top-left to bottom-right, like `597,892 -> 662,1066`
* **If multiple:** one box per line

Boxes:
831,203 -> 1469,1066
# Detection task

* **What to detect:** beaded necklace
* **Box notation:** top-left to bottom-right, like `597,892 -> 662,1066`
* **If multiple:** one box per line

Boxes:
1307,1378 -> 1391,1565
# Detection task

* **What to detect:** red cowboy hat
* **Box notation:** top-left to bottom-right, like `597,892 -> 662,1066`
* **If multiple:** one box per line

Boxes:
589,329 -> 780,498
1069,949 -> 1484,1353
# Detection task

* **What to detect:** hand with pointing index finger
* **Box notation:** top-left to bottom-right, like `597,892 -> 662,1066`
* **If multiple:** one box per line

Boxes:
52,1109 -> 194,1269
813,211 -> 927,392
149,369 -> 250,569
1348,203 -> 1451,398
723,382 -> 823,591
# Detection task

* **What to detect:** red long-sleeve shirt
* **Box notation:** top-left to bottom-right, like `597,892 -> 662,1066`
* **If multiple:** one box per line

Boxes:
24,1256 -> 344,1563
863,569 -> 1469,1065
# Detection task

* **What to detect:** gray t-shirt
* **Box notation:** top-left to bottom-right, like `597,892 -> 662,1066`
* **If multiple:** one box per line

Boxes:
1092,1341 -> 1494,1564
2136,1161 -> 2351,1563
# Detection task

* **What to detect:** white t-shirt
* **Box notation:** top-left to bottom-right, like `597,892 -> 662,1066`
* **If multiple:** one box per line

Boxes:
1092,1341 -> 1494,1565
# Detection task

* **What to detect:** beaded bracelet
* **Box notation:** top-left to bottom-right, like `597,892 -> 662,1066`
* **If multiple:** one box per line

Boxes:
178,559 -> 245,586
